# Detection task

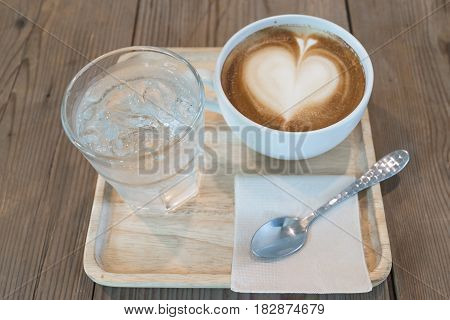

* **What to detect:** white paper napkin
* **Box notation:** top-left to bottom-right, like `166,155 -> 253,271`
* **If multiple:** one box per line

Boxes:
232,175 -> 372,293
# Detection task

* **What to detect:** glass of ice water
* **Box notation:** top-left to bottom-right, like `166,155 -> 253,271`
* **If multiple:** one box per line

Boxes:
61,47 -> 205,212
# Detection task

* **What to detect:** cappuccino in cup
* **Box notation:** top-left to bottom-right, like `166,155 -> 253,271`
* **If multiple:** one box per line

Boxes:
205,15 -> 373,159
221,25 -> 365,132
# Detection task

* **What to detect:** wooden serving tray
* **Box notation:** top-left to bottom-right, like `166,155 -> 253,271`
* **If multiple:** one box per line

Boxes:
83,48 -> 391,288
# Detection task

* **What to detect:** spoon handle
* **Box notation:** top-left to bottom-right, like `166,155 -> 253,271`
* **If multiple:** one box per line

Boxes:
306,150 -> 410,225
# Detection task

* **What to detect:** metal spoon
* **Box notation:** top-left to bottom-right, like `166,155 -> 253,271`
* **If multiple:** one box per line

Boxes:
251,149 -> 410,259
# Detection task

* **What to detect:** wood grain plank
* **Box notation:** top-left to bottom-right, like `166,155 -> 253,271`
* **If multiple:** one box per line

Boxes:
0,0 -> 41,186
133,0 -> 350,46
0,0 -> 138,299
93,283 -> 391,300
94,287 -> 287,300
347,0 -> 449,299
93,0 -> 391,300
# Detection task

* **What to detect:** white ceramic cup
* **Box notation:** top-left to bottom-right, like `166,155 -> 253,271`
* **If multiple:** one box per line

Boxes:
201,14 -> 373,160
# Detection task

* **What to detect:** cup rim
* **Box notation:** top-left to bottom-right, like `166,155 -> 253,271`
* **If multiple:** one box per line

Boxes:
61,46 -> 205,162
214,14 -> 374,135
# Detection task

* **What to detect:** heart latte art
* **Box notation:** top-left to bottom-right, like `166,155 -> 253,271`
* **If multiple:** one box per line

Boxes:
221,26 -> 365,131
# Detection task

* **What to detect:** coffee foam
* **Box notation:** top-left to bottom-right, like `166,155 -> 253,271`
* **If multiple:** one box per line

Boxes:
221,26 -> 365,132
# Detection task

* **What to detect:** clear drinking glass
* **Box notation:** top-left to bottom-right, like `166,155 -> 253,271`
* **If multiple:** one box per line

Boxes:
61,47 -> 205,212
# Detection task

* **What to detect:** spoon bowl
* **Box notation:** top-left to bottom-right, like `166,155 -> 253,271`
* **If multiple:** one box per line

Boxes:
251,217 -> 308,258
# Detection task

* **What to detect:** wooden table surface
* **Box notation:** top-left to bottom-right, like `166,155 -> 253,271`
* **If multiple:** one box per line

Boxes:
0,0 -> 448,300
